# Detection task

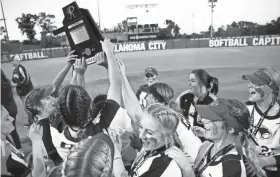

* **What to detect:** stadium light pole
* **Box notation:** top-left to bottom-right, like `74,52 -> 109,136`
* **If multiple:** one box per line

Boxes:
192,13 -> 195,34
0,0 -> 9,41
97,0 -> 101,30
209,0 -> 217,38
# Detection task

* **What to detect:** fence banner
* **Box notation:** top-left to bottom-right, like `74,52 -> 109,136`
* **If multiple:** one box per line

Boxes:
113,40 -> 166,53
208,36 -> 280,47
10,51 -> 49,60
2,35 -> 280,63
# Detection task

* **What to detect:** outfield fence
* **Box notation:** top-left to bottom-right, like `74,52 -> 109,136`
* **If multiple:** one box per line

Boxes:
1,35 -> 280,63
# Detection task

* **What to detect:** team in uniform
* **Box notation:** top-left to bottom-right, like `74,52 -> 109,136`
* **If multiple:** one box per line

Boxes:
1,38 -> 280,177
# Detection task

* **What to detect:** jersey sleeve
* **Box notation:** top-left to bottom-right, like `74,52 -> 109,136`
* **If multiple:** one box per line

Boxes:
140,156 -> 182,177
176,121 -> 202,165
109,107 -> 133,135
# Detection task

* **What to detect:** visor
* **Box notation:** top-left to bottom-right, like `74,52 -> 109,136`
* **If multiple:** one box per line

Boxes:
196,99 -> 245,133
24,87 -> 54,116
11,58 -> 20,64
241,74 -> 266,85
242,69 -> 279,94
145,67 -> 158,76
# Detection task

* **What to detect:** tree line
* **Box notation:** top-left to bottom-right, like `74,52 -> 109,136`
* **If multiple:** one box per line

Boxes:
182,17 -> 280,38
1,12 -> 59,47
0,13 -> 279,46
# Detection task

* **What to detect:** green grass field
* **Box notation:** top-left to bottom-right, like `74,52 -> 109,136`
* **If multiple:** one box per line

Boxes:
2,46 -> 280,153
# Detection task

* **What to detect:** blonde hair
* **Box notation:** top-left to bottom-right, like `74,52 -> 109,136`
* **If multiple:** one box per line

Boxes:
147,103 -> 183,150
61,135 -> 113,177
262,67 -> 280,102
149,83 -> 174,105
243,137 -> 267,177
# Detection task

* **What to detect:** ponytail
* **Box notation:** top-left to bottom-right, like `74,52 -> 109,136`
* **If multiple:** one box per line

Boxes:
242,135 -> 267,177
173,132 -> 184,150
191,69 -> 219,95
209,76 -> 219,95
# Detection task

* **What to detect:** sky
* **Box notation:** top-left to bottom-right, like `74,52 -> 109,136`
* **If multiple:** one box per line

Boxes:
0,0 -> 280,40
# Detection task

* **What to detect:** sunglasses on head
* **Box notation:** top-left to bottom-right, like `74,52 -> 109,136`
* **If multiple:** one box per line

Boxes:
145,73 -> 154,78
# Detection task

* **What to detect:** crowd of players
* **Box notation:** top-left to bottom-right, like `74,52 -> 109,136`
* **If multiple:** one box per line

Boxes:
1,39 -> 280,177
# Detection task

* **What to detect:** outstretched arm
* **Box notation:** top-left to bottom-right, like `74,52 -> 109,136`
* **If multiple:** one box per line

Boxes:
73,57 -> 87,88
52,50 -> 77,91
101,39 -> 122,105
117,59 -> 144,125
28,124 -> 47,177
70,69 -> 78,85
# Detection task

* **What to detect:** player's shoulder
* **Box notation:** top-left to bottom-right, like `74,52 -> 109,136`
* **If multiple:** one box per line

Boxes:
180,91 -> 194,101
139,84 -> 150,92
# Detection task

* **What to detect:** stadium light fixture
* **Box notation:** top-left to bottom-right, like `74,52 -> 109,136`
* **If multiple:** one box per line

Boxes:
209,0 -> 217,38
0,0 -> 9,41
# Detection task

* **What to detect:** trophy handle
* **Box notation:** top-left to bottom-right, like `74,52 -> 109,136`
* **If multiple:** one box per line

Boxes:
53,26 -> 65,36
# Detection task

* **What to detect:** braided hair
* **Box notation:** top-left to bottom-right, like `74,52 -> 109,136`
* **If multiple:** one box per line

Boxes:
147,103 -> 183,150
61,133 -> 114,177
57,85 -> 92,129
221,99 -> 266,177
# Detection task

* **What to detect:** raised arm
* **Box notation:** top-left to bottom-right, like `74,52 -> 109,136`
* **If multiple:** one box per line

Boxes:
117,59 -> 144,124
70,69 -> 78,85
100,39 -> 122,105
52,50 -> 77,91
73,57 -> 87,88
28,123 -> 47,177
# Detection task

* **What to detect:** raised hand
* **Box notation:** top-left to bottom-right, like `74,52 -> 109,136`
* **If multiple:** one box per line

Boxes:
28,123 -> 43,142
94,52 -> 108,68
67,50 -> 78,65
100,38 -> 114,55
165,146 -> 193,169
74,57 -> 87,75
108,129 -> 122,153
116,58 -> 126,76
129,134 -> 143,151
191,126 -> 206,137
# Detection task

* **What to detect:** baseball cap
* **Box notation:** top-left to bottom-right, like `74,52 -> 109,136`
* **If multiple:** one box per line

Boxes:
242,68 -> 279,94
11,58 -> 20,64
196,98 -> 250,133
24,87 -> 56,117
145,66 -> 158,76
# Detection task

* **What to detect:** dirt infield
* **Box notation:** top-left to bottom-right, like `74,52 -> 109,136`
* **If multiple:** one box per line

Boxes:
2,46 -> 280,153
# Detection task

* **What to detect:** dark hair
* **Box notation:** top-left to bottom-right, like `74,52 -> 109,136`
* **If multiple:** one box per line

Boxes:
57,85 -> 92,128
91,94 -> 107,119
191,69 -> 219,95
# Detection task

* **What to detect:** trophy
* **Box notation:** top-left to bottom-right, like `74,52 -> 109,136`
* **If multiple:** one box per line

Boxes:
53,1 -> 104,65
